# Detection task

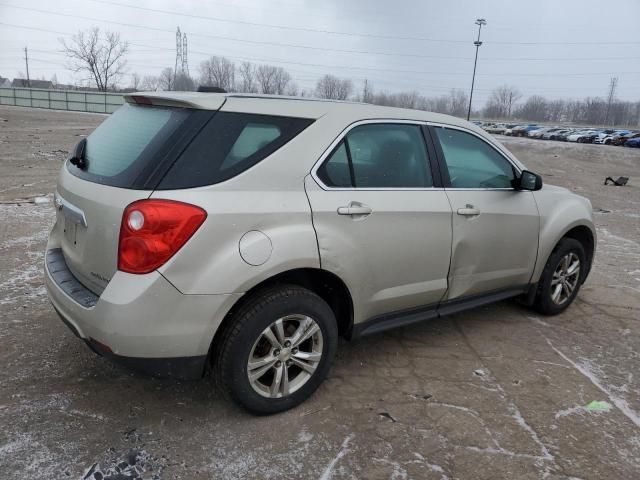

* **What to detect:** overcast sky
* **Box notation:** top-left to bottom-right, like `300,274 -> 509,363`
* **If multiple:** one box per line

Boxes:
1,0 -> 639,106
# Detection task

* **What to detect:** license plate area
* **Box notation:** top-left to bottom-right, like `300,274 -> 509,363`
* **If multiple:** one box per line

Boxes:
64,216 -> 78,245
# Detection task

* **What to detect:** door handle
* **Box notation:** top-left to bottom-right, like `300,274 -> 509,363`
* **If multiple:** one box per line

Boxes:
457,204 -> 481,216
337,203 -> 372,216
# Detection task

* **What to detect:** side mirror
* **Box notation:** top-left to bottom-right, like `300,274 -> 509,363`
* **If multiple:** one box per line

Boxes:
68,138 -> 87,170
515,170 -> 543,191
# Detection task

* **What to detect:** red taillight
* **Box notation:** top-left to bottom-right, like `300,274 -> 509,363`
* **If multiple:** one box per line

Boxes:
118,199 -> 207,274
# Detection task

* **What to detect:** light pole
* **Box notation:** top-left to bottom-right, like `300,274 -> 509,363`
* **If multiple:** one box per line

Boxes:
467,18 -> 486,121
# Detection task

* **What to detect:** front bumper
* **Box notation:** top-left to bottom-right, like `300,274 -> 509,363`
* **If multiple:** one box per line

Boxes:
45,248 -> 241,379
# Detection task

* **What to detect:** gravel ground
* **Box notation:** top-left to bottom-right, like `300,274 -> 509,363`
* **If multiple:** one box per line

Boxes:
1,105 -> 639,480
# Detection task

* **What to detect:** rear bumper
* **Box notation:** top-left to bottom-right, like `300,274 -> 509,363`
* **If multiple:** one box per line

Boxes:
45,248 -> 241,379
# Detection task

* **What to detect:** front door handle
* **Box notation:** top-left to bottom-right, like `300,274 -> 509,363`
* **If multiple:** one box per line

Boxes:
457,204 -> 481,216
337,203 -> 372,216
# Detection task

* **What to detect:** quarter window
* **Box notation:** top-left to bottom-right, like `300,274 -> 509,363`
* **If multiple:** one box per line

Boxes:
434,127 -> 516,189
317,123 -> 433,188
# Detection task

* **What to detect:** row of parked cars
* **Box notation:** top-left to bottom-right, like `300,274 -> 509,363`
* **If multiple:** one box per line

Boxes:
475,122 -> 640,148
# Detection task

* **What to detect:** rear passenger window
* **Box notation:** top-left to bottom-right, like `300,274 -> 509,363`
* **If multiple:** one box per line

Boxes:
317,123 -> 433,188
159,112 -> 313,189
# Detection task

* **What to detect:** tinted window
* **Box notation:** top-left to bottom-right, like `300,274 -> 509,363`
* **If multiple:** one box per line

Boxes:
434,127 -> 515,189
68,103 -> 192,188
317,142 -> 352,188
159,112 -> 313,189
317,123 -> 433,188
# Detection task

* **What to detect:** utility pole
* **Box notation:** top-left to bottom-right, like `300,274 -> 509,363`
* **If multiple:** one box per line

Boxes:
604,76 -> 618,126
467,18 -> 486,121
24,47 -> 31,88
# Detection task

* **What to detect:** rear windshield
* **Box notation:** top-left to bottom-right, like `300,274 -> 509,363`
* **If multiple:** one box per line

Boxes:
158,112 -> 313,189
68,105 -> 312,190
68,103 -> 193,188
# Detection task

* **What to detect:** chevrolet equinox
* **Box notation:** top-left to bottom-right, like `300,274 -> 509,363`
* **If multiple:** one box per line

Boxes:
45,92 -> 596,414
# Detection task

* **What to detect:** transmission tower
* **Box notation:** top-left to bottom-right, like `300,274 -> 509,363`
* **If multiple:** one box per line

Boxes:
605,76 -> 618,126
173,27 -> 182,84
182,33 -> 189,77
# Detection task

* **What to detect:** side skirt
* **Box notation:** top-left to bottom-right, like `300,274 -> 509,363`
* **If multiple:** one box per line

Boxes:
351,286 -> 528,339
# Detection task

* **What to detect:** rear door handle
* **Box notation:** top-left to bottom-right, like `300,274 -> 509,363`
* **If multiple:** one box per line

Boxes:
457,204 -> 481,216
337,203 -> 372,216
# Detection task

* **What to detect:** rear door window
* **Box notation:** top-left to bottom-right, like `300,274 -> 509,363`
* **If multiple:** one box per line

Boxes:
159,112 -> 313,189
317,123 -> 433,189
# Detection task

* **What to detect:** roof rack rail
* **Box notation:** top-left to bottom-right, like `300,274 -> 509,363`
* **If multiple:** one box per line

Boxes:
197,86 -> 227,93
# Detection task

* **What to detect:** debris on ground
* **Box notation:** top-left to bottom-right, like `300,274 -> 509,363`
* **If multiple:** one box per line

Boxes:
604,176 -> 629,186
82,449 -> 165,480
585,400 -> 612,412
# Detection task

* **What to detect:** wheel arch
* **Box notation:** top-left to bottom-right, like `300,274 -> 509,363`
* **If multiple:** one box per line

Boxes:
210,268 -> 355,361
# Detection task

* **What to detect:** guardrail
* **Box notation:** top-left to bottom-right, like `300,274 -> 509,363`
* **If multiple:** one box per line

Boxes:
0,87 -> 124,114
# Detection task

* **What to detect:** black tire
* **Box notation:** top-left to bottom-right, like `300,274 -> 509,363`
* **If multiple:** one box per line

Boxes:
532,238 -> 586,316
214,285 -> 338,414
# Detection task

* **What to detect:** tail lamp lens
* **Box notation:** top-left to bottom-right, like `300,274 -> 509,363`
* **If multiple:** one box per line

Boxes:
118,199 -> 207,274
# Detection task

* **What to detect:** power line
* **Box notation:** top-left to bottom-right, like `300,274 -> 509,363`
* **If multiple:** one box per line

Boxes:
84,0 -> 640,46
3,2 -> 640,70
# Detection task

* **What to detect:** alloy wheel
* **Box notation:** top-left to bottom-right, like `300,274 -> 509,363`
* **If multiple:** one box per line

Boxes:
247,315 -> 323,398
550,252 -> 580,305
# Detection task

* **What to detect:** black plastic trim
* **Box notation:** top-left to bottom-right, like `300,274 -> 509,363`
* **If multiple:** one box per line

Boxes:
352,286 -> 528,338
87,338 -> 207,380
421,125 -> 444,188
46,248 -> 98,308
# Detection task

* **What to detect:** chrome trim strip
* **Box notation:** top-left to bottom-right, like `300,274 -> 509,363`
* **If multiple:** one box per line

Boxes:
309,118 -> 523,192
54,192 -> 88,227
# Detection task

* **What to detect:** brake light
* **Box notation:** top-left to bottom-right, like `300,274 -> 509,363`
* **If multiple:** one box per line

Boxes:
118,200 -> 207,274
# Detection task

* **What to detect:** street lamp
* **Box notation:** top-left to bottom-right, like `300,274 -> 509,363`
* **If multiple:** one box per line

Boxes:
467,18 -> 487,121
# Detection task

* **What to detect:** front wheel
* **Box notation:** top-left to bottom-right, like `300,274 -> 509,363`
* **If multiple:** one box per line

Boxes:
533,238 -> 586,315
214,285 -> 338,414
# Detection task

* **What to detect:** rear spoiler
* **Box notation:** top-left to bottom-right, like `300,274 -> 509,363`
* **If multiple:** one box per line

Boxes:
123,92 -> 226,110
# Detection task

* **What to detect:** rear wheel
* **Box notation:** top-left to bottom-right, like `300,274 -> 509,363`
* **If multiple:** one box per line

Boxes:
533,238 -> 586,315
214,285 -> 337,414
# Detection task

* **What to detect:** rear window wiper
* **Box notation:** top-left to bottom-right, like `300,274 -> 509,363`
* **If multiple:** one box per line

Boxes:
68,138 -> 87,170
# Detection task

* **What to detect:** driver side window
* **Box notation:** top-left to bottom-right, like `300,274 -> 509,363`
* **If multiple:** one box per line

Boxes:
434,127 -> 515,188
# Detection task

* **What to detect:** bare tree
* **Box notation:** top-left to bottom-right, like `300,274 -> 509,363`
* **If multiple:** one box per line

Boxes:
158,67 -> 175,91
315,74 -> 353,100
285,83 -> 299,96
485,85 -> 522,118
174,72 -> 196,91
256,65 -> 291,94
199,56 -> 235,91
61,27 -> 129,91
446,89 -> 468,117
141,75 -> 159,91
237,61 -> 258,93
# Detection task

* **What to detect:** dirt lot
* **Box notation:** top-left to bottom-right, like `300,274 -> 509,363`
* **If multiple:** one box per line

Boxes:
1,105 -> 639,480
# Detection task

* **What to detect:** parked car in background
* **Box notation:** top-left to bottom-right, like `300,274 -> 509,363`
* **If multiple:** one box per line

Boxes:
567,130 -> 599,143
44,92 -> 596,413
612,132 -> 640,146
530,127 -> 562,139
484,123 -> 508,134
512,125 -> 540,137
543,129 -> 572,140
625,137 -> 640,148
555,130 -> 576,141
594,130 -> 630,145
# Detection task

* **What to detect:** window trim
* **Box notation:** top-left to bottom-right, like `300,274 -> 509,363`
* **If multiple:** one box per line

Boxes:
427,123 -> 523,191
311,119 -> 443,191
